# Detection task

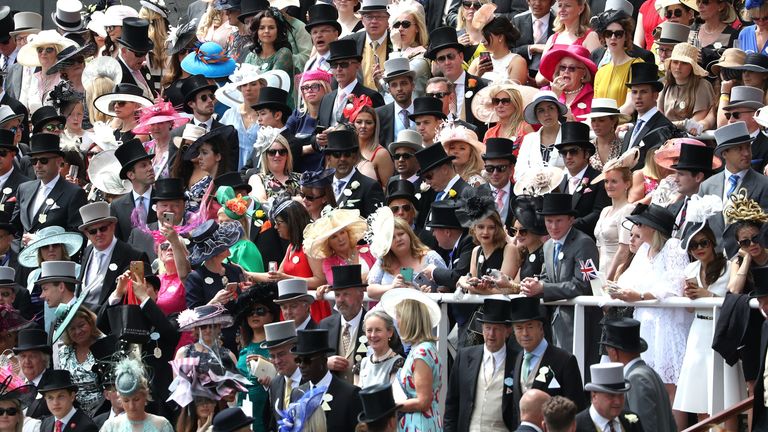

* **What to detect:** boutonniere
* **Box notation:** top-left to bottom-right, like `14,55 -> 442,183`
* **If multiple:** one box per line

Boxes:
575,177 -> 591,194
468,78 -> 477,89
535,365 -> 552,383
624,414 -> 638,424
350,181 -> 360,190
448,189 -> 457,198
321,393 -> 333,411
69,423 -> 76,429
253,208 -> 266,227
420,182 -> 430,192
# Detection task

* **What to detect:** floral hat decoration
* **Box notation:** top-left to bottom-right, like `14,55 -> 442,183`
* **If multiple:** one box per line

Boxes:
680,194 -> 723,250
342,95 -> 373,123
0,305 -> 34,334
215,185 -> 266,224
364,206 -> 395,259
132,101 -> 189,135
455,188 -> 497,228
513,166 -> 564,196
277,385 -> 329,432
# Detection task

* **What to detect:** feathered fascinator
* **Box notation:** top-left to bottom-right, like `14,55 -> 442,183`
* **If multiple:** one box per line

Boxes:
254,126 -> 282,161
724,188 -> 768,225
364,206 -> 395,259
114,357 -> 147,397
680,195 -> 724,249
167,357 -> 252,408
455,187 -> 496,228
0,305 -> 33,334
167,17 -> 199,54
590,9 -> 630,34
234,283 -> 279,324
277,385 -> 328,432
48,80 -> 83,113
342,95 -> 373,123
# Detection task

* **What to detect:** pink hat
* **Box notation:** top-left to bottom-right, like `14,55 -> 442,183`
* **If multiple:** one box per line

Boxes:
539,45 -> 598,82
132,101 -> 190,135
301,69 -> 332,85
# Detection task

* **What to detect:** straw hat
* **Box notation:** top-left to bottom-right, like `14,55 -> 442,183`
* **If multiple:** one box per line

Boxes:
438,122 -> 485,155
578,98 -> 632,123
709,48 -> 746,76
173,123 -> 207,148
664,43 -> 707,77
655,0 -> 698,15
302,209 -> 368,259
16,30 -> 75,67
471,82 -> 538,124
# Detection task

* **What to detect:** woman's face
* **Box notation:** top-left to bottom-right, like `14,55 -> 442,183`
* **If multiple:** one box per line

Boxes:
258,17 -> 278,45
590,116 -> 617,138
628,225 -> 642,253
61,57 -> 85,82
603,22 -> 625,52
513,221 -> 534,248
390,228 -> 410,254
113,101 -> 139,120
300,187 -> 326,214
275,217 -> 289,240
149,121 -> 173,139
556,0 -> 584,24
266,141 -> 288,174
742,70 -> 768,87
328,229 -> 351,254
107,25 -> 122,40
669,60 -> 693,83
120,391 -> 147,419
195,398 -> 216,419
396,13 -> 418,47
737,225 -> 763,257
2,118 -> 22,145
689,232 -> 715,262
603,169 -> 628,199
535,101 -> 560,127
697,0 -> 722,20
354,112 -> 375,140
473,217 -> 498,245
492,90 -> 515,121
462,0 -> 482,22
37,45 -> 57,68
65,103 -> 84,130
239,80 -> 263,102
198,324 -> 221,342
159,241 -> 174,265
67,317 -> 92,347
665,4 -> 693,24
301,80 -> 327,105
41,244 -> 65,262
365,316 -> 393,353
556,57 -> 587,90
246,302 -> 273,330
0,400 -> 18,430
447,141 -> 471,165
334,0 -> 358,13
195,143 -> 221,173
636,224 -> 655,245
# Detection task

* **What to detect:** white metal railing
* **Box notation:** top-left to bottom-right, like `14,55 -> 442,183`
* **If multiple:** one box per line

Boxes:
315,292 -> 761,416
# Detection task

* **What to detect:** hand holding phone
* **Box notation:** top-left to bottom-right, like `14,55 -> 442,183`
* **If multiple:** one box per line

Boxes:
130,261 -> 144,281
162,212 -> 175,225
400,267 -> 414,281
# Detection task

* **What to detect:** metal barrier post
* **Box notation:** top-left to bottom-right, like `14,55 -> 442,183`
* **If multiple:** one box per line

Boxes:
709,305 -> 725,416
572,302 -> 586,379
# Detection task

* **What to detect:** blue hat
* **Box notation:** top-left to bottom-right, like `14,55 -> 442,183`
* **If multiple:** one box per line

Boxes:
181,42 -> 236,79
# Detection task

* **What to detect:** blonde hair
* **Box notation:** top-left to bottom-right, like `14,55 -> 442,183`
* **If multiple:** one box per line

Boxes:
457,0 -> 492,30
299,79 -> 332,115
553,0 -> 591,37
197,4 -> 223,40
452,142 -> 484,183
649,229 -> 669,253
139,7 -> 168,76
494,88 -> 525,131
0,399 -> 22,432
742,2 -> 768,21
61,307 -> 104,347
260,134 -> 294,176
382,218 -> 431,273
395,299 -> 436,344
389,7 -> 429,49
85,76 -> 117,123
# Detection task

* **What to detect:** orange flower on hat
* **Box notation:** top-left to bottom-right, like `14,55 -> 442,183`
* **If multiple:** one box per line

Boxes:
226,195 -> 248,217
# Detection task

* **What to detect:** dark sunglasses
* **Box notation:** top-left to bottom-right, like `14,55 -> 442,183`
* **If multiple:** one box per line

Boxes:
484,164 -> 509,173
300,192 -> 323,201
0,407 -> 18,416
427,92 -> 449,99
0,291 -> 10,298
330,61 -> 353,69
666,8 -> 684,18
159,242 -> 172,251
86,225 -> 111,236
29,157 -> 52,165
603,29 -> 625,39
198,93 -> 216,102
249,306 -> 270,317
558,147 -> 582,156
751,14 -> 768,21
129,49 -> 148,57
266,148 -> 288,156
689,239 -> 711,250
514,227 -> 529,236
558,65 -> 583,73
300,83 -> 323,92
113,101 -> 128,108
36,47 -> 55,54
43,123 -> 65,132
295,354 -> 323,365
393,20 -> 412,29
462,1 -> 482,8
492,97 -> 512,106
738,235 -> 761,248
390,203 -> 413,213
725,111 -> 754,120
394,153 -> 414,160
328,150 -> 353,158
435,53 -> 457,63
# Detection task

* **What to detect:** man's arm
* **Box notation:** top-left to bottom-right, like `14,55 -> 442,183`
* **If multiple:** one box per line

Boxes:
542,237 -> 599,301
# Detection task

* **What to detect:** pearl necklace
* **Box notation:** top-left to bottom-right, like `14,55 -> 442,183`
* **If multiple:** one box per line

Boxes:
564,85 -> 584,95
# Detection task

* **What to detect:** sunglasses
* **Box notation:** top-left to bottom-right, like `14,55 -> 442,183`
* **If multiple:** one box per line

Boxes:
666,8 -> 684,18
266,148 -> 288,156
739,235 -> 761,248
558,147 -> 582,156
330,61 -> 354,69
0,291 -> 10,298
435,53 -> 457,63
198,93 -> 216,102
0,408 -> 18,416
394,153 -> 414,160
105,25 -> 116,32
390,203 -> 413,213
29,157 -> 52,165
492,97 -> 512,106
159,242 -> 172,251
688,239 -> 711,250
36,47 -> 55,54
300,83 -> 323,92
300,192 -> 323,201
113,101 -> 129,108
328,150 -> 353,158
6,127 -> 18,135
751,14 -> 768,21
558,65 -> 583,73
462,1 -> 482,8
393,20 -> 412,29
427,92 -> 449,99
249,306 -> 270,317
513,227 -> 529,236
484,164 -> 509,173
43,123 -> 65,132
295,354 -> 323,365
603,29 -> 625,39
725,111 -> 754,120
86,225 -> 111,236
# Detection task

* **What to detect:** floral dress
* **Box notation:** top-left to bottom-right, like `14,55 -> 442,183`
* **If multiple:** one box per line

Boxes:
397,341 -> 442,432
57,345 -> 100,415
186,176 -> 212,213
258,172 -> 301,200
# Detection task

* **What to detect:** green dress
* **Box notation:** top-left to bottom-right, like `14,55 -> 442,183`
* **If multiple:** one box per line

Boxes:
244,47 -> 295,111
228,239 -> 265,272
237,340 -> 271,432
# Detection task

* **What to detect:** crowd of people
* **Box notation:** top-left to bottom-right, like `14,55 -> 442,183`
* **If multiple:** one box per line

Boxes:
4,0 -> 768,430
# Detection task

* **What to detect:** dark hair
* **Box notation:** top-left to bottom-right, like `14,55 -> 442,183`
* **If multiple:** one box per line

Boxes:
543,396 -> 578,432
239,301 -> 278,347
62,149 -> 86,185
249,8 -> 292,55
275,200 -> 312,249
104,35 -> 117,57
690,225 -> 727,286
170,140 -> 229,184
481,16 -> 521,51
597,15 -> 635,51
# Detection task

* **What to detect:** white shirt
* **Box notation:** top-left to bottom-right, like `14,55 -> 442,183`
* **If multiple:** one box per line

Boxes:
394,101 -> 415,137
482,345 -> 506,375
566,165 -> 589,194
365,33 -> 388,51
589,404 -> 621,432
288,367 -> 302,389
132,188 -> 152,207
297,314 -> 313,331
310,370 -> 333,391
453,71 -> 467,119
333,169 -> 357,201
56,407 -> 78,426
31,174 -> 60,217
0,166 -> 14,191
340,308 -> 363,343
193,116 -> 214,130
304,52 -> 331,72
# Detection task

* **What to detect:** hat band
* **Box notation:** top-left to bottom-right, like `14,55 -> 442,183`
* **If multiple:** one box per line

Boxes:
55,15 -> 82,28
590,107 -> 621,115
385,69 -> 411,78
718,135 -> 753,146
593,381 -> 627,390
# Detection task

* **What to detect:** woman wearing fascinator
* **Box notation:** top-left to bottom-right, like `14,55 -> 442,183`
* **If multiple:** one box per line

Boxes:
0,361 -> 40,432
343,97 -> 394,189
48,81 -> 91,153
298,169 -> 337,221
161,18 -> 198,90
131,101 -> 190,179
101,358 -> 173,432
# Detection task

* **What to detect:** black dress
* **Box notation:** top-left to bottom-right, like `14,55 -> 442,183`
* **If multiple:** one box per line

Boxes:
519,246 -> 545,280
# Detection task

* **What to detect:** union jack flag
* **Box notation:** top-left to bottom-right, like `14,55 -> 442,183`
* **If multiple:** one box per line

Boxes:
579,259 -> 598,281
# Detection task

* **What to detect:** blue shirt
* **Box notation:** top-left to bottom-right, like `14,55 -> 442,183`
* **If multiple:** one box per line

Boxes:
220,107 -> 260,170
738,25 -> 768,55
523,338 -> 549,377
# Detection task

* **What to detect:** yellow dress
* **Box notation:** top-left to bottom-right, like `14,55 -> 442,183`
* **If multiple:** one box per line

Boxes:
594,57 -> 644,106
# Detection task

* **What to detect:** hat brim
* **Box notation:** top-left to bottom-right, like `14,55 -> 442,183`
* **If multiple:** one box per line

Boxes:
46,43 -> 97,75
31,115 -> 67,134
358,404 -> 402,423
379,288 -> 441,328
523,97 -> 568,125
539,48 -> 597,82
578,110 -> 632,123
329,282 -> 368,290
273,294 -> 315,304
52,294 -> 90,344
664,56 -> 708,77
19,232 -> 84,268
387,141 -> 422,153
183,126 -> 232,161
599,338 -> 648,353
537,208 -> 578,216
290,345 -> 336,355
119,154 -> 155,179
715,138 -> 754,157
35,276 -> 81,286
725,101 -> 765,111
584,381 -> 631,394
179,314 -> 234,331
734,64 -> 768,73
37,383 -> 79,393
625,80 -> 664,92
132,115 -> 190,135
554,141 -> 596,154
305,20 -> 342,34
181,55 -> 236,79
476,316 -> 512,324
78,216 -> 118,232
417,154 -> 456,176
94,93 -> 154,117
12,344 -> 52,354
426,42 -> 464,60
625,214 -> 673,237
259,336 -> 297,349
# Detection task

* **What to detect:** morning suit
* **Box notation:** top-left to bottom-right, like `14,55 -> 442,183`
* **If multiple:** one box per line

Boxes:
24,376 -> 51,419
40,409 -> 98,432
376,102 -> 415,149
78,240 -> 150,310
444,343 -> 520,432
335,170 -> 386,218
512,10 -> 555,76
415,177 -> 469,231
1,167 -> 29,198
265,373 -> 298,432
513,342 -> 587,411
751,132 -> 768,173
109,192 -> 158,242
433,232 -> 476,348
425,0 -> 459,31
11,176 -> 88,235
127,221 -> 160,262
291,375 -> 363,432
667,196 -> 687,239
557,166 -> 611,239
317,81 -> 386,127
625,359 -> 676,432
751,320 -> 768,431
2,64 -> 22,101
620,110 -> 675,170
318,308 -> 368,382
117,57 -> 157,99
575,408 -> 645,432
342,31 -> 394,86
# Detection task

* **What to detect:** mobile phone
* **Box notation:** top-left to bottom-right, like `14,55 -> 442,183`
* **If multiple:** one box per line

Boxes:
414,272 -> 437,292
162,211 -> 175,225
228,282 -> 240,300
479,51 -> 491,64
130,261 -> 144,280
400,267 -> 414,281
68,165 -> 78,179
268,261 -> 278,272
315,125 -> 326,134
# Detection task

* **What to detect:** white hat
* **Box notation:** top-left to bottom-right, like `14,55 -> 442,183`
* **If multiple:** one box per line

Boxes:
86,11 -> 108,38
379,288 -> 441,328
103,5 -> 139,27
51,0 -> 84,32
172,123 -> 207,148
9,12 -> 42,37
87,150 -> 134,196
215,64 -> 291,109
16,30 -> 76,67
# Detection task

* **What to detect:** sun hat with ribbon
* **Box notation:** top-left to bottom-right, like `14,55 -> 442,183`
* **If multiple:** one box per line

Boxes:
46,38 -> 97,76
17,30 -> 76,67
664,43 -> 707,77
18,226 -> 84,268
302,209 -> 368,259
187,220 -> 244,266
93,83 -> 154,117
181,42 -> 236,79
131,101 -> 190,135
709,48 -> 746,76
578,98 -> 632,123
177,304 -> 235,331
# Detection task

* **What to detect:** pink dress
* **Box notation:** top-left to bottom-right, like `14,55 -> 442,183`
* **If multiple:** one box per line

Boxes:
321,245 -> 377,284
156,273 -> 194,352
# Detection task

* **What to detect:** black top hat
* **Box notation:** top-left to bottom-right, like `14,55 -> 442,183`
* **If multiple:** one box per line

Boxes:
735,53 -> 768,73
625,62 -> 663,91
152,178 -> 186,203
626,203 -> 675,237
90,334 -> 120,362
415,143 -> 455,174
555,122 -> 596,154
509,297 -> 545,323
238,0 -> 270,22
291,329 -> 335,355
181,75 -> 218,114
28,133 -> 65,157
671,143 -> 715,173
37,370 -> 78,393
358,383 -> 401,423
252,87 -> 291,120
325,129 -> 360,152
477,298 -> 512,324
331,265 -> 367,290
409,97 -> 446,121
0,130 -> 18,152
213,407 -> 254,432
115,138 -> 153,180
116,17 -> 154,53
600,318 -> 648,353
0,7 -> 12,43
13,329 -> 51,354
513,196 -> 548,236
426,27 -> 464,60
386,179 -> 418,206
538,193 -> 577,216
328,39 -> 362,62
427,200 -> 463,229
305,3 -> 341,34
751,267 -> 768,298
483,138 -> 516,161
214,171 -> 252,193
31,106 -> 66,134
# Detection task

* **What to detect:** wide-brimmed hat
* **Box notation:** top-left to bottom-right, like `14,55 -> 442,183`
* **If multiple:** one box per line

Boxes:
382,57 -> 415,82
28,133 -> 64,156
671,143 -> 716,172
216,64 -> 290,109
252,87 -> 291,119
234,283 -> 279,324
600,318 -> 648,353
426,26 -> 464,60
115,138 -> 154,179
585,363 -> 631,394
10,12 -> 42,37
17,30 -> 75,67
540,44 -> 597,82
656,0 -> 698,14
152,177 -> 186,204
18,227 -> 84,268
180,74 -> 218,114
625,62 -> 663,91
472,82 -> 538,125
358,383 -> 402,423
625,203 -> 675,237
31,106 -> 66,134
734,53 -> 768,73
299,168 -> 336,188
330,264 -> 367,290
35,261 -> 80,285
214,171 -> 252,193
213,408 -> 254,432
427,200 -> 463,229
509,296 -> 545,322
51,0 -> 84,32
679,194 -> 723,250
81,56 -> 123,88
725,86 -> 764,111
182,125 -> 234,161
303,209 -> 368,259
260,320 -> 297,349
380,288 -> 441,328
116,17 -> 154,52
87,150 -> 133,196
538,193 -> 577,216
415,142 -> 454,174
13,329 -> 51,354
305,3 -> 341,33
103,5 -> 138,27
439,122 -> 485,156
386,180 -> 418,206
664,43 -> 707,77
37,370 -> 78,393
181,42 -> 236,78
132,101 -> 190,135
709,48 -> 746,76
328,39 -> 362,62
78,201 -> 118,231
523,90 -> 567,125
141,0 -> 169,17
477,298 -> 512,324
513,196 -> 548,235
578,98 -> 631,123
87,12 -> 108,39
410,97 -> 446,121
274,279 -> 314,304
714,121 -> 754,157
94,83 -> 153,117
291,329 -> 335,355
167,17 -> 199,55
366,206 -> 395,259
173,123 -> 207,148
0,105 -> 23,126
178,304 -> 234,331
388,129 -> 423,154
237,0 -> 270,22
554,122 -> 595,155
188,220 -> 244,266
46,40 -> 97,76
654,137 -> 722,170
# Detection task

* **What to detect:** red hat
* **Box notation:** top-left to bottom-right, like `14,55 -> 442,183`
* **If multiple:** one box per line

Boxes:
539,45 -> 598,82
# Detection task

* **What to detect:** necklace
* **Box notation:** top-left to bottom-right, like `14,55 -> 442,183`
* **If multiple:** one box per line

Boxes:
371,349 -> 395,363
564,85 -> 584,95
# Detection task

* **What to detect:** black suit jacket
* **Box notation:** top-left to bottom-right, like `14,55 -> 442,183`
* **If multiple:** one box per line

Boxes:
557,166 -> 610,239
415,177 -> 469,231
512,343 -> 587,411
78,240 -> 150,308
514,424 -> 542,432
291,376 -> 363,432
317,82 -> 386,127
335,170 -> 386,218
620,111 -> 675,170
117,57 -> 157,98
3,168 -> 30,198
575,408 -> 645,432
444,343 -> 520,432
512,10 -> 556,75
40,409 -> 98,432
25,391 -> 51,419
109,192 -> 158,242
11,177 -> 88,234
752,131 -> 768,173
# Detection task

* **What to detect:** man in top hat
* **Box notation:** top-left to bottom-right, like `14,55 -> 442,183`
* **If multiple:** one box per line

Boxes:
275,279 -> 317,331
14,329 -> 52,419
427,27 -> 489,138
388,130 -> 422,188
126,178 -> 188,262
479,138 -> 517,229
0,266 -> 30,319
655,22 -> 690,66
342,0 -> 394,92
413,143 -> 468,230
750,267 -> 768,429
37,261 -> 78,330
621,62 -> 674,168
359,383 -> 401,431
411,95 -> 447,147
303,3 -> 341,73
721,86 -> 768,172
668,143 -> 716,238
445,298 -> 520,432
555,122 -> 610,239
575,363 -> 644,432
242,87 -> 294,172
325,129 -> 385,218
109,138 -> 157,241
0,127 -> 31,197
290,329 -> 363,431
508,296 -> 586,413
11,134 -> 87,240
512,0 -> 556,78
0,95 -> 30,149
77,201 -> 149,312
263,320 -> 302,430
520,193 -> 602,369
699,121 -> 768,257
601,318 -> 674,432
376,57 -> 417,149
9,11 -> 41,46
116,17 -> 156,98
214,407 -> 253,432
38,369 -> 99,432
317,39 -> 385,127
387,179 -> 420,229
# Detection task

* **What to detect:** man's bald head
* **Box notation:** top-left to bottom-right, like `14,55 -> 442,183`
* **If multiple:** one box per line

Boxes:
520,389 -> 551,426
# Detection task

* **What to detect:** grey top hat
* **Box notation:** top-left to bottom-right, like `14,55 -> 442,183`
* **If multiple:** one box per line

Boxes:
584,362 -> 631,394
387,129 -> 423,154
0,105 -> 24,125
0,267 -> 14,287
35,261 -> 80,285
604,0 -> 634,14
78,201 -> 118,231
359,0 -> 388,13
52,0 -> 84,32
260,320 -> 298,349
274,279 -> 314,304
725,86 -> 765,111
10,12 -> 42,36
714,121 -> 753,156
383,57 -> 415,82
657,22 -> 690,44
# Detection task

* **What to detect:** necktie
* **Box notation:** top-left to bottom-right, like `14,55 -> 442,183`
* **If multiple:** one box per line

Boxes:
608,420 -> 617,432
335,180 -> 347,197
495,189 -> 505,212
400,109 -> 411,129
521,352 -> 533,383
679,197 -> 689,225
631,119 -> 645,146
435,191 -> 445,202
87,253 -> 106,292
136,196 -> 147,223
55,420 -> 63,432
342,323 -> 352,356
198,122 -> 208,130
484,355 -> 495,383
568,176 -> 581,194
131,68 -> 152,97
533,18 -> 543,43
284,377 -> 293,408
31,182 -> 47,219
727,174 -> 740,197
335,91 -> 347,121
553,242 -> 562,268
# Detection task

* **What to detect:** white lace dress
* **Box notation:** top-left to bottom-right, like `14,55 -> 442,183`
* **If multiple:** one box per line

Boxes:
621,240 -> 693,384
